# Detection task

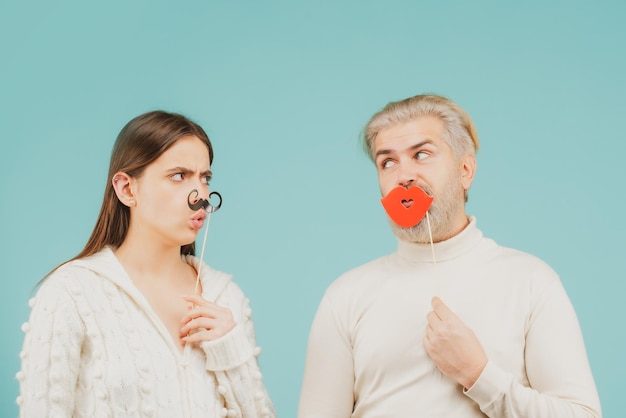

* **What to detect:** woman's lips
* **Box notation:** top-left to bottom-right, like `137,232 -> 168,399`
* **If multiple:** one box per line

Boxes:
190,210 -> 206,230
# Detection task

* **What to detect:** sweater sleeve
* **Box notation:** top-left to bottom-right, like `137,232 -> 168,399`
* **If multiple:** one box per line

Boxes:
200,282 -> 276,418
17,276 -> 85,417
464,278 -> 602,418
298,293 -> 355,418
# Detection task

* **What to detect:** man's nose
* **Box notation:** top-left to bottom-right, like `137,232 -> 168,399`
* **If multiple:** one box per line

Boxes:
397,162 -> 416,188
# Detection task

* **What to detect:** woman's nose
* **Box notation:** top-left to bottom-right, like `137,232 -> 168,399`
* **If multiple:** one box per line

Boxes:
193,179 -> 210,200
196,186 -> 210,201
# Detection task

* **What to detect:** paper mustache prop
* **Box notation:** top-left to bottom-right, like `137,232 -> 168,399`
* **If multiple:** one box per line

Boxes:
187,189 -> 222,213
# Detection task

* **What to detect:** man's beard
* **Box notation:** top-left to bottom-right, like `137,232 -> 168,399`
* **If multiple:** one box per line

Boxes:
389,175 -> 465,244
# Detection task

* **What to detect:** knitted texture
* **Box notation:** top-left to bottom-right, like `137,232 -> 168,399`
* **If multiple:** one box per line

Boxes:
18,248 -> 276,418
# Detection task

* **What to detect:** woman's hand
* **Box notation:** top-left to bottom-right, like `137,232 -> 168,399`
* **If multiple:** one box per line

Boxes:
179,294 -> 236,343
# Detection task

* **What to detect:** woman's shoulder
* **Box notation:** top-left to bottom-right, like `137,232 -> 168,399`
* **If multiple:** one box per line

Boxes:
40,262 -> 91,289
35,249 -> 118,302
31,263 -> 92,311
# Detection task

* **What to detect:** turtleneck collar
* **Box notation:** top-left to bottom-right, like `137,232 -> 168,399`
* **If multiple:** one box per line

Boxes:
395,216 -> 483,264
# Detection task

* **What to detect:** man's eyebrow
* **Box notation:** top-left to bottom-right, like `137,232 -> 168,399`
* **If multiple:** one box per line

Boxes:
374,139 -> 434,159
374,149 -> 392,158
407,139 -> 434,151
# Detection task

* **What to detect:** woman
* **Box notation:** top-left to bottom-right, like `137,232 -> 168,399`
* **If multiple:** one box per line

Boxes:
17,111 -> 276,417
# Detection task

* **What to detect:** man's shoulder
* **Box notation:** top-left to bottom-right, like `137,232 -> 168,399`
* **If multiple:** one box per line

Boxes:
325,254 -> 391,296
481,236 -> 559,279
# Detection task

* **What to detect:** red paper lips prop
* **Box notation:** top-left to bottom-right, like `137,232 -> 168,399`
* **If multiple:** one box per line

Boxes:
380,186 -> 433,228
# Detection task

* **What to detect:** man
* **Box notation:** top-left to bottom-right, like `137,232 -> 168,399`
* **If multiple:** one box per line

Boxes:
298,94 -> 601,417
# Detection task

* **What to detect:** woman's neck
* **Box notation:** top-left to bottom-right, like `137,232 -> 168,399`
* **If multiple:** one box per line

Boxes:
113,235 -> 189,286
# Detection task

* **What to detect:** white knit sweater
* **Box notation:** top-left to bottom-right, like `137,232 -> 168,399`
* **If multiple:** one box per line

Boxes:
17,247 -> 276,418
299,217 -> 601,418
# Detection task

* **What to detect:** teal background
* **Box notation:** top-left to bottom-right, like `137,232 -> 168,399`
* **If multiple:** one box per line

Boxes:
1,1 -> 624,416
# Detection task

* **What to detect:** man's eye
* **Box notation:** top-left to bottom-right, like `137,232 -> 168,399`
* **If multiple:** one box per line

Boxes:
381,160 -> 395,169
171,173 -> 184,181
416,151 -> 429,160
202,176 -> 211,185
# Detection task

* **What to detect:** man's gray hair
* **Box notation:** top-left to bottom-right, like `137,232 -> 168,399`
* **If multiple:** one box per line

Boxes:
363,94 -> 479,160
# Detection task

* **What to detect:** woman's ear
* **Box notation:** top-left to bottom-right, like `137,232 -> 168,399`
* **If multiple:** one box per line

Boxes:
112,172 -> 136,207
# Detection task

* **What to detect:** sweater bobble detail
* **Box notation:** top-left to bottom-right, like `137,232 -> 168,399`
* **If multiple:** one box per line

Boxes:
139,381 -> 151,396
68,284 -> 81,297
142,404 -> 155,417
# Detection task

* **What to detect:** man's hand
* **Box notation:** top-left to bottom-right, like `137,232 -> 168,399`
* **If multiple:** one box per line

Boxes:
424,296 -> 488,389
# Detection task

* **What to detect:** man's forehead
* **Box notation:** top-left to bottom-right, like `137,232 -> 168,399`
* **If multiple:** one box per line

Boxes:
374,118 -> 445,154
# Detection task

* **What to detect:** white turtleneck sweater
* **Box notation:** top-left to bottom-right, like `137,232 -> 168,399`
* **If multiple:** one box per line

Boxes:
17,247 -> 276,418
298,218 -> 601,418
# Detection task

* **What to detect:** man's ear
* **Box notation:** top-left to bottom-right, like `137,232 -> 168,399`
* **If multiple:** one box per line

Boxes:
112,172 -> 136,207
460,153 -> 476,192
